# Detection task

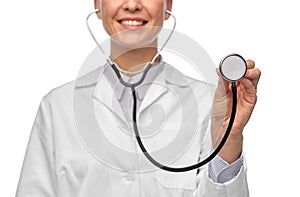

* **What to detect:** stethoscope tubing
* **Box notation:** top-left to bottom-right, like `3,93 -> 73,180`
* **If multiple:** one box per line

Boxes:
131,83 -> 237,172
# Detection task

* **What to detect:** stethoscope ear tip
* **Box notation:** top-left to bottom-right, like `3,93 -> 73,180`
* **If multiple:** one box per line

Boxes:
219,53 -> 247,82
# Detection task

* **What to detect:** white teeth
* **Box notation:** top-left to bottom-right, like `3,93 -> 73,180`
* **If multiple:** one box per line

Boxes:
121,20 -> 143,26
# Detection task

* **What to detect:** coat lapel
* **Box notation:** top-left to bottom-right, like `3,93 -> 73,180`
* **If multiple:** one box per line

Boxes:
75,65 -> 129,126
138,64 -> 190,115
94,71 -> 129,127
137,74 -> 168,115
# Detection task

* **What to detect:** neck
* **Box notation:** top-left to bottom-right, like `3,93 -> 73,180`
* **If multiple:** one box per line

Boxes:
110,40 -> 159,72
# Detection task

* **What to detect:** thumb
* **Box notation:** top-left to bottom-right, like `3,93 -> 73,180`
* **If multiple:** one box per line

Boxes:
215,68 -> 229,98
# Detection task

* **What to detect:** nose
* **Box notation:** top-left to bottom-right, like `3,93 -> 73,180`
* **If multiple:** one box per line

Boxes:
122,0 -> 142,12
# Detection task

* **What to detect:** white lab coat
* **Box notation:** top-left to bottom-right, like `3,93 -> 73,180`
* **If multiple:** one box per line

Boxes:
16,63 -> 249,197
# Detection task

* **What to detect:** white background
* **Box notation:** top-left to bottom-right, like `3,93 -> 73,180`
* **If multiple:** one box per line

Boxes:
1,0 -> 299,196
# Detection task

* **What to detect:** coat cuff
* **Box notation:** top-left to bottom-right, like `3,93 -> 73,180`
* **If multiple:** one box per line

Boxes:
208,154 -> 244,183
197,156 -> 249,197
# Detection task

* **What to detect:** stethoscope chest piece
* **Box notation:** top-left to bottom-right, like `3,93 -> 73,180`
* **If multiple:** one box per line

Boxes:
219,53 -> 247,82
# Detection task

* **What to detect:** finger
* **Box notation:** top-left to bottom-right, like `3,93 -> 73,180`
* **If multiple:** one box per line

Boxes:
245,68 -> 261,89
215,68 -> 230,97
239,77 -> 257,95
246,59 -> 255,69
216,68 -> 230,85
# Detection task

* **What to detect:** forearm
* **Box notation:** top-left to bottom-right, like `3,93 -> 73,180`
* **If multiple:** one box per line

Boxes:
217,132 -> 243,164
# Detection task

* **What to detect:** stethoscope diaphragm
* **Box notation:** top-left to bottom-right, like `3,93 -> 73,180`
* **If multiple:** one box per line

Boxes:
219,53 -> 247,82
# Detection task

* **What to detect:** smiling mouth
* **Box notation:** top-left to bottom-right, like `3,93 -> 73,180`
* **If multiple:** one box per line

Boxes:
118,19 -> 148,27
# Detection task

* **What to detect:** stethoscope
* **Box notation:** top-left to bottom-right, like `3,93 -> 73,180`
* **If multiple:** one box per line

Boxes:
87,9 -> 247,172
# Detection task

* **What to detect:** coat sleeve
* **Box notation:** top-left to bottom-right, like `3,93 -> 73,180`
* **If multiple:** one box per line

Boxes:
195,117 -> 249,197
16,96 -> 57,197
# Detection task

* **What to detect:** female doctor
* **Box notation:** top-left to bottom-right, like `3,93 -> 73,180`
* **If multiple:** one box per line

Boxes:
16,0 -> 261,196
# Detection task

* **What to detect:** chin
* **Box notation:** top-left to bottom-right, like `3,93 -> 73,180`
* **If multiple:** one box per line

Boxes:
111,26 -> 162,50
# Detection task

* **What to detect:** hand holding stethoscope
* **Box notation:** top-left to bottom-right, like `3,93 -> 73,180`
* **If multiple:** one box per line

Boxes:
212,58 -> 261,163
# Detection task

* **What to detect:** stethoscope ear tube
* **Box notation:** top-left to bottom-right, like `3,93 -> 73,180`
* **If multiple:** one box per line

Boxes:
131,82 -> 237,172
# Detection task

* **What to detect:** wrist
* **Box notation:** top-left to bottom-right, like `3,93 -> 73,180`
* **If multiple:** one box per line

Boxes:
217,134 -> 243,164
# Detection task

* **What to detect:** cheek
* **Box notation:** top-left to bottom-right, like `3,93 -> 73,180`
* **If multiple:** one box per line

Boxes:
148,3 -> 166,23
100,11 -> 110,32
156,0 -> 167,13
155,10 -> 166,26
100,0 -> 119,20
102,20 -> 117,37
100,3 -> 119,35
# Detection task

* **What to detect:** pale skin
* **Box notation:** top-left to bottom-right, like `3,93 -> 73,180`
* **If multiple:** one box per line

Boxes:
212,61 -> 261,163
94,0 -> 261,164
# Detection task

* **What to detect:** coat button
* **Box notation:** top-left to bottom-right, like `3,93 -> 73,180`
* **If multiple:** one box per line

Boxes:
125,173 -> 135,182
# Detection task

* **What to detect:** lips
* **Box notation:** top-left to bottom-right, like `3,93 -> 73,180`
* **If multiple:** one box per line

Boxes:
117,17 -> 148,28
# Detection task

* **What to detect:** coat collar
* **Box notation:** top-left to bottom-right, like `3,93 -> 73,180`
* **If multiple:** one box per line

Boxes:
103,60 -> 165,102
75,61 -> 191,90
74,61 -> 192,124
